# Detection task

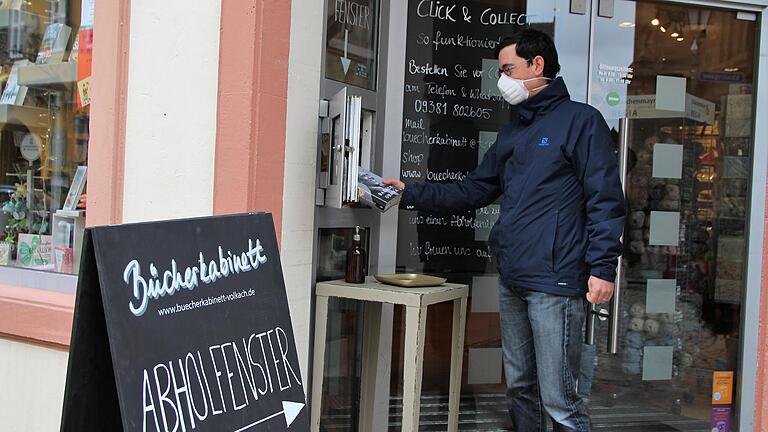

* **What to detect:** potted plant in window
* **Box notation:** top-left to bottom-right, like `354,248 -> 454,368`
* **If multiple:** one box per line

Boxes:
0,232 -> 15,265
0,181 -> 51,267
0,182 -> 29,265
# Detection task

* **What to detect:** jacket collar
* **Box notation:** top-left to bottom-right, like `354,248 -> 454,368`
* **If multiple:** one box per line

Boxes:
516,77 -> 570,125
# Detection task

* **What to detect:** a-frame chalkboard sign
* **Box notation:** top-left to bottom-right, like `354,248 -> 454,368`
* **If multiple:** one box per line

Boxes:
61,213 -> 309,431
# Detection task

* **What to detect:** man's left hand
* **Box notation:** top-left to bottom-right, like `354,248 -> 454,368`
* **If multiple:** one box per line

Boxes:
586,276 -> 614,304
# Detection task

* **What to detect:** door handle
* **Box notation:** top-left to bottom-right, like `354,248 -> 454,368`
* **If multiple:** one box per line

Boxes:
585,304 -> 609,346
609,117 -> 631,354
585,117 -> 629,354
608,258 -> 623,354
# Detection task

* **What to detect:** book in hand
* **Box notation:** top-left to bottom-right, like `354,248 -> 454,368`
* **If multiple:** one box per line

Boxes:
357,168 -> 402,212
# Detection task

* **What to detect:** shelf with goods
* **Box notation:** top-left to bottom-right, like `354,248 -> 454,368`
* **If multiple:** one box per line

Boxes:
0,22 -> 79,160
709,93 -> 753,307
17,60 -> 75,89
0,8 -> 45,29
0,103 -> 48,129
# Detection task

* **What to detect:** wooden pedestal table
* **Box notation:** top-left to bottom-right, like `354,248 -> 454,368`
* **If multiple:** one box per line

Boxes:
310,277 -> 469,432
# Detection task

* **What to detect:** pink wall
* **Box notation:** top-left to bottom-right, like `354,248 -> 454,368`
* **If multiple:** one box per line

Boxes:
87,0 -> 130,227
755,195 -> 768,431
0,285 -> 74,348
213,0 -> 292,243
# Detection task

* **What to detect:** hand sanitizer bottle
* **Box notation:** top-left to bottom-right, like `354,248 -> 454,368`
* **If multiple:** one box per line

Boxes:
345,226 -> 365,283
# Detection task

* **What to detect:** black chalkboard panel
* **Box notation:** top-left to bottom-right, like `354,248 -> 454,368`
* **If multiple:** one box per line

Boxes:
397,0 -> 547,277
61,213 -> 309,432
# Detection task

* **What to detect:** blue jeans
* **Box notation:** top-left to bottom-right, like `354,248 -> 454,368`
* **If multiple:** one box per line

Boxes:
498,283 -> 590,432
578,342 -> 597,405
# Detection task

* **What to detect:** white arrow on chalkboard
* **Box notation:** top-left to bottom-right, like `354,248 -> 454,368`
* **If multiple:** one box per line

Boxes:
233,400 -> 306,431
340,29 -> 351,75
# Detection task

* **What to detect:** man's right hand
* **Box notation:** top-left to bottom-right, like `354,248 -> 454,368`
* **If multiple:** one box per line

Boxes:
383,179 -> 405,190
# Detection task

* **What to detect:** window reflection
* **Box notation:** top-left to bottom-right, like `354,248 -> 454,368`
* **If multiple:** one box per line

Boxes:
0,0 -> 91,274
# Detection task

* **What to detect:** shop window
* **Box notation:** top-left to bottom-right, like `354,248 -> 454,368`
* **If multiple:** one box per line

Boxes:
0,0 -> 92,274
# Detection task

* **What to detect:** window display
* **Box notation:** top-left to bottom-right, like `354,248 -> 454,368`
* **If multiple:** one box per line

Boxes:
0,0 -> 91,274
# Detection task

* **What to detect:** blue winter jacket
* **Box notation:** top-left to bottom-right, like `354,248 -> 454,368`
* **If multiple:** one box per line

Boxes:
401,77 -> 626,296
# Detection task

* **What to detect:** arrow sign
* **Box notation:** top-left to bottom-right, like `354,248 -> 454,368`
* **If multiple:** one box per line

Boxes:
234,401 -> 306,431
340,29 -> 351,75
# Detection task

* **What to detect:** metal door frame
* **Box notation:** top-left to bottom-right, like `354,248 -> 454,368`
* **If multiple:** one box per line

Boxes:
310,1 -> 401,430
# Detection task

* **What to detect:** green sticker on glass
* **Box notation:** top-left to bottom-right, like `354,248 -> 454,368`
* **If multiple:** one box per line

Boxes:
607,92 -> 621,106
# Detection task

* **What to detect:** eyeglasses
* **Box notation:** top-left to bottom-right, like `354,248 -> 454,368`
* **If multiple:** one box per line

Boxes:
498,60 -> 533,76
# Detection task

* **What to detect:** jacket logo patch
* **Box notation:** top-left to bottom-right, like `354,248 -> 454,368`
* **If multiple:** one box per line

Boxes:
538,136 -> 550,146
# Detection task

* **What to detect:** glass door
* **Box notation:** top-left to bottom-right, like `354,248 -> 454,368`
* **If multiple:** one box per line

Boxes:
587,1 -> 759,430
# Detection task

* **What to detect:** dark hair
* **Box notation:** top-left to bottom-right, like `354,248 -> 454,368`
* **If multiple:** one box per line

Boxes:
494,29 -> 561,79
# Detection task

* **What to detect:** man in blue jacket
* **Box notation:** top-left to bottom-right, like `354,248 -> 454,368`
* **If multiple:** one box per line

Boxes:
385,29 -> 625,431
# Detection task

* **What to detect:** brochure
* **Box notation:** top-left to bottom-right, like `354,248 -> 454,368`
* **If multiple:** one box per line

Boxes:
357,168 -> 402,212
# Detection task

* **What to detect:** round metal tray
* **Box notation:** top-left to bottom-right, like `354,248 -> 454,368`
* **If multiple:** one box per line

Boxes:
373,273 -> 447,287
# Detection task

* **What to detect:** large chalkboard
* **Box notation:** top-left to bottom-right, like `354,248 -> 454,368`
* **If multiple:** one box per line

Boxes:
61,213 -> 309,432
397,0 -> 540,277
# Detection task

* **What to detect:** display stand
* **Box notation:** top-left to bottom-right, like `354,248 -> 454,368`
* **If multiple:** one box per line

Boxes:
312,277 -> 468,432
52,209 -> 84,273
17,62 -> 77,89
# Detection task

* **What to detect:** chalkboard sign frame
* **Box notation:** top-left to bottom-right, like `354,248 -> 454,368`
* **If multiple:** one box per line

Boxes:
60,213 -> 309,432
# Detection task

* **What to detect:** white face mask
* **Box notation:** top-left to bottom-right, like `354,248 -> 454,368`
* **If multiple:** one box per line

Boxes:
497,74 -> 552,105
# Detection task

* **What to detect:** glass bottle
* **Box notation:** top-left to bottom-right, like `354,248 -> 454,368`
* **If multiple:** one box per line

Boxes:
345,226 -> 365,283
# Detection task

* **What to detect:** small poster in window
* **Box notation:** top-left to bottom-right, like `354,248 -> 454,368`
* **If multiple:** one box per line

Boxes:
0,243 -> 12,265
53,246 -> 74,273
63,166 -> 87,211
76,28 -> 93,108
711,371 -> 734,404
77,76 -> 92,107
16,234 -> 53,269
711,407 -> 732,432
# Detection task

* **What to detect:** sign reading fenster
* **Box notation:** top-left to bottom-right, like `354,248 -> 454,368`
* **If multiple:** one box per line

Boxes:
325,0 -> 380,90
60,214 -> 309,431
